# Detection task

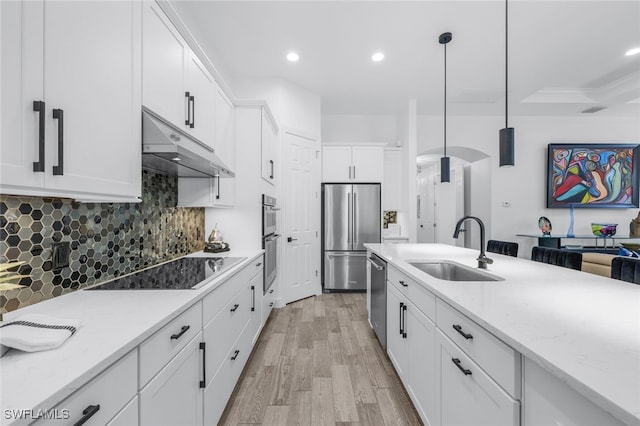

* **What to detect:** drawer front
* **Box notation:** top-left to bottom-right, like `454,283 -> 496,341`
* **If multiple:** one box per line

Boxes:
36,350 -> 137,426
436,299 -> 520,398
203,284 -> 251,385
204,320 -> 253,426
438,329 -> 519,426
262,286 -> 275,323
139,302 -> 202,387
388,265 -> 436,321
203,259 -> 255,323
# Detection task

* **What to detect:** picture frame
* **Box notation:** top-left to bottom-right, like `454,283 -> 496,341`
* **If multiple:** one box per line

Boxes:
547,143 -> 639,208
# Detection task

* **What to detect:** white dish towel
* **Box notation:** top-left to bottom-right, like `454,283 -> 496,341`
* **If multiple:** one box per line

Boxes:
0,313 -> 81,353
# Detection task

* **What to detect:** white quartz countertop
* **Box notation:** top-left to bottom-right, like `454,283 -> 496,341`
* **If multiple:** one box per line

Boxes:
365,243 -> 640,426
0,250 -> 263,426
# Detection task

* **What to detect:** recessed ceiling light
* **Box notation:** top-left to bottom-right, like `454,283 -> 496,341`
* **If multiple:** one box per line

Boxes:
625,47 -> 640,56
171,157 -> 181,162
371,52 -> 385,62
286,52 -> 299,62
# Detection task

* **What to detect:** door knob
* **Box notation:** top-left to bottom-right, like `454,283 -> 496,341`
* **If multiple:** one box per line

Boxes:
287,237 -> 298,243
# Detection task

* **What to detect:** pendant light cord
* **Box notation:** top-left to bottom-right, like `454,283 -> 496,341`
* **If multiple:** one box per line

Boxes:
444,42 -> 447,158
505,0 -> 509,129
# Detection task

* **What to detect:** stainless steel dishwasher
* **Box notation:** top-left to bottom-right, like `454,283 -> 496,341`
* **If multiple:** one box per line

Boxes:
368,254 -> 387,348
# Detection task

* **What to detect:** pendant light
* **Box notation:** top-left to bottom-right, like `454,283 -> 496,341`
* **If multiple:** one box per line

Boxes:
440,31 -> 452,183
499,0 -> 515,167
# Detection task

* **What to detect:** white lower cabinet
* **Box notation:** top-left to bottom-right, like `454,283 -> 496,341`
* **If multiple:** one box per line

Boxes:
139,332 -> 204,426
406,305 -> 437,426
438,329 -> 519,426
35,350 -> 138,426
386,283 -> 408,379
204,320 -> 253,425
382,261 -> 518,426
386,278 -> 437,426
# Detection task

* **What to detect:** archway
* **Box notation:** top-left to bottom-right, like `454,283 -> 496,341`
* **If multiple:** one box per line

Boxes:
416,147 -> 492,250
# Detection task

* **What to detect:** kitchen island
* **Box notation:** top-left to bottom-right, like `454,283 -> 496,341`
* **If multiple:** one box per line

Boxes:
365,243 -> 640,426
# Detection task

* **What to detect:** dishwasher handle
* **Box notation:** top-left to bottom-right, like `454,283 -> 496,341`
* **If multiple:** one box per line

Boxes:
367,256 -> 386,271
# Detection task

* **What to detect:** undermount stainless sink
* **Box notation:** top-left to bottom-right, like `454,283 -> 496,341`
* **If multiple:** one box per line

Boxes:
408,260 -> 504,282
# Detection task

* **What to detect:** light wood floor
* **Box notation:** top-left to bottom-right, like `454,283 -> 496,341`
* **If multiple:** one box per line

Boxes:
219,293 -> 423,425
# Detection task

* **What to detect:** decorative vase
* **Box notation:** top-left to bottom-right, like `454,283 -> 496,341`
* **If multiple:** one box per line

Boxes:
567,205 -> 575,238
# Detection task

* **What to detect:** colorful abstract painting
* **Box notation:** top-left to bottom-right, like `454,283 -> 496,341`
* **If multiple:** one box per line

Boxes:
547,143 -> 639,208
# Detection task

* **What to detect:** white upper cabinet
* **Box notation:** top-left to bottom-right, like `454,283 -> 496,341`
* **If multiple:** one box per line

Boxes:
142,1 -> 215,151
322,145 -> 383,183
215,82 -> 235,172
383,148 -> 403,211
141,1 -> 187,131
185,52 -> 215,149
0,0 -> 142,201
261,108 -> 278,184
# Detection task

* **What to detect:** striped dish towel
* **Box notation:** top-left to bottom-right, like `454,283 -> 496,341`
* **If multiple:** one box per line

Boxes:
0,314 -> 81,353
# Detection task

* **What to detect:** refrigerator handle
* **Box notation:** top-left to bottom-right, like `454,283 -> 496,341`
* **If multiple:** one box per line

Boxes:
347,192 -> 352,244
353,192 -> 357,244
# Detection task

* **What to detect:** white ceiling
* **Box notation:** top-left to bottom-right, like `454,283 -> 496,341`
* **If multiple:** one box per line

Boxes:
171,1 -> 640,117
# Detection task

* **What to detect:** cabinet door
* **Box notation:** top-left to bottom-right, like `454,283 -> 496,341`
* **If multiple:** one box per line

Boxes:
406,305 -> 437,426
213,177 -> 236,207
0,0 -> 45,192
352,146 -> 383,182
261,109 -> 277,184
139,333 -> 204,426
386,283 -> 408,380
43,0 -> 141,199
142,1 -> 187,128
249,269 -> 264,345
185,52 -> 215,147
214,82 -> 235,171
106,397 -> 139,426
322,146 -> 352,182
438,330 -> 519,426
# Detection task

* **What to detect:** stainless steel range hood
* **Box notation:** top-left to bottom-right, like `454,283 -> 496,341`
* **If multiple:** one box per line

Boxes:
142,108 -> 234,178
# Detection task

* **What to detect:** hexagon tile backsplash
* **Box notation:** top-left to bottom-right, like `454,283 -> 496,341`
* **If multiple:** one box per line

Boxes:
0,171 -> 205,314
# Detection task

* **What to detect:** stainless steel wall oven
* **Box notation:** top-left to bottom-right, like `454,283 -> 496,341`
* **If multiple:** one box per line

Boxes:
262,195 -> 280,294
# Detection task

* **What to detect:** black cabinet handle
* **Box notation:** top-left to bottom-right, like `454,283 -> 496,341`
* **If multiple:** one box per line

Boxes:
189,94 -> 195,128
215,175 -> 220,200
199,342 -> 206,388
269,159 -> 274,179
251,285 -> 257,307
231,349 -> 240,361
72,404 -> 100,426
399,280 -> 408,287
399,302 -> 404,335
402,304 -> 407,338
453,324 -> 473,340
287,237 -> 298,243
32,101 -> 45,172
452,358 -> 472,376
52,108 -> 64,175
185,92 -> 191,125
269,288 -> 274,294
230,303 -> 239,312
269,302 -> 274,307
170,325 -> 190,340
256,262 -> 262,267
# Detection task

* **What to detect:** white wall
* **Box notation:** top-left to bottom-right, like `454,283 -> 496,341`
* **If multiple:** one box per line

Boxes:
232,77 -> 321,140
417,114 -> 640,257
322,114 -> 397,144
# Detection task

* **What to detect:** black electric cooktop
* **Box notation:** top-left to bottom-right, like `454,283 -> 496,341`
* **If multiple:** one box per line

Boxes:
88,257 -> 245,290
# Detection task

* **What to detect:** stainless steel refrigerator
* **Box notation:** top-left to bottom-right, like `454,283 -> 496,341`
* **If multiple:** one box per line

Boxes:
322,183 -> 381,291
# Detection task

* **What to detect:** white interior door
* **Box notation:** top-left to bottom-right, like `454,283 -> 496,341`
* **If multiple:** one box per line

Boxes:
281,131 -> 321,304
